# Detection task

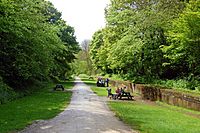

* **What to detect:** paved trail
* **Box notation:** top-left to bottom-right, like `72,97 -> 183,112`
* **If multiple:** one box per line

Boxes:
20,78 -> 136,133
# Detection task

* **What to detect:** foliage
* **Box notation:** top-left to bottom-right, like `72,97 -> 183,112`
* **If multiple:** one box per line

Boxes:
71,40 -> 93,75
0,0 -> 80,91
0,76 -> 17,104
90,29 -> 107,71
81,40 -> 93,75
78,74 -> 90,78
89,0 -> 199,90
71,51 -> 91,75
0,81 -> 73,133
90,0 -> 184,76
162,0 -> 200,76
153,78 -> 200,91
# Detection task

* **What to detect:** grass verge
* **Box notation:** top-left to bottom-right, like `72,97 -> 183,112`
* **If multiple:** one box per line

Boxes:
81,78 -> 116,96
91,87 -> 108,96
0,80 -> 74,133
83,78 -> 200,133
108,101 -> 200,133
81,78 -> 97,86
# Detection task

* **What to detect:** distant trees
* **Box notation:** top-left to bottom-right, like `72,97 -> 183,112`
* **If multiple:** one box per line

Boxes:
81,40 -> 93,74
0,0 -> 80,90
90,30 -> 107,72
72,40 -> 93,75
90,0 -> 200,87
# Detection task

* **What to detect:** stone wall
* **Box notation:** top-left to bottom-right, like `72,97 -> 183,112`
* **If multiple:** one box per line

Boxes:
109,79 -> 200,111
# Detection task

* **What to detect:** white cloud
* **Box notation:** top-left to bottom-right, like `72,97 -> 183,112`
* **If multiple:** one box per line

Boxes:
48,0 -> 110,43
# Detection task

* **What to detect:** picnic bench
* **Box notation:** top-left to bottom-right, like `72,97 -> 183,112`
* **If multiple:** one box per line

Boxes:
106,88 -> 133,100
54,84 -> 64,91
118,91 -> 133,100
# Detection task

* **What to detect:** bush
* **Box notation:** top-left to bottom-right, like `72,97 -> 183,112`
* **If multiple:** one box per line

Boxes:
153,78 -> 200,91
110,74 -> 123,80
0,77 -> 17,104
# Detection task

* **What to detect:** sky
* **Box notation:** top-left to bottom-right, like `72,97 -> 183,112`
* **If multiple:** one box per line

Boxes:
49,0 -> 110,43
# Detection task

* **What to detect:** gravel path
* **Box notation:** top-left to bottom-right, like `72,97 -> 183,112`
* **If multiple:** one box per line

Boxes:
19,78 -> 136,133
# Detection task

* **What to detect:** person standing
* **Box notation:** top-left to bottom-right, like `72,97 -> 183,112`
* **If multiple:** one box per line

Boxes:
105,78 -> 109,87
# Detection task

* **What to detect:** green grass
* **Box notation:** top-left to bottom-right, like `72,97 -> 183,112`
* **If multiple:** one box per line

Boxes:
81,78 -> 97,86
108,101 -> 200,133
91,86 -> 117,97
81,78 -> 116,96
81,78 -> 107,96
0,81 -> 74,133
91,87 -> 108,96
82,78 -> 200,133
81,78 -> 115,96
156,101 -> 200,116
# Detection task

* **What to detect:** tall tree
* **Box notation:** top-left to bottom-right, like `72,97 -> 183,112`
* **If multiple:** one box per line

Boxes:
90,0 -> 185,80
0,0 -> 79,89
162,0 -> 200,77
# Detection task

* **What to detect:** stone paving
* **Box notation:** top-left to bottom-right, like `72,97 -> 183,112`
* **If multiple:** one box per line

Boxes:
19,78 -> 136,133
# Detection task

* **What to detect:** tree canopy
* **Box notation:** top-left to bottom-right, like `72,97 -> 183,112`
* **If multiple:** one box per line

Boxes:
90,0 -> 200,89
0,0 -> 80,90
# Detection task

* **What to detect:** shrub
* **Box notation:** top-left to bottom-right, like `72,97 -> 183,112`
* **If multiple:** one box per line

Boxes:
0,77 -> 17,104
153,78 -> 200,91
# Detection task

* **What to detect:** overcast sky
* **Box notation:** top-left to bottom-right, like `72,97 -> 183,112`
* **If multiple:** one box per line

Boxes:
49,0 -> 110,43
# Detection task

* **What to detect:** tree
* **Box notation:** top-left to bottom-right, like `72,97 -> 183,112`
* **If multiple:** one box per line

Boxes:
162,0 -> 200,77
80,40 -> 93,75
0,0 -> 80,89
90,0 -> 185,80
90,30 -> 105,71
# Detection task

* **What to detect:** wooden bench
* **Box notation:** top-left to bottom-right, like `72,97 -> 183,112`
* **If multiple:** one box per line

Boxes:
54,84 -> 64,91
118,91 -> 133,100
106,88 -> 133,100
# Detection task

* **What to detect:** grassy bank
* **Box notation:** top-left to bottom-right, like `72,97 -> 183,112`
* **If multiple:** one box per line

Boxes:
83,78 -> 200,133
0,81 -> 74,133
109,102 -> 200,133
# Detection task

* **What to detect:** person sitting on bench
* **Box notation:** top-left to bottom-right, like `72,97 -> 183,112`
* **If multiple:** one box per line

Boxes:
118,86 -> 133,99
115,87 -> 121,99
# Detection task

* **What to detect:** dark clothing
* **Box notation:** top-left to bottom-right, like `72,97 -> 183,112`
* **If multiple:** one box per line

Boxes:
105,78 -> 109,87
